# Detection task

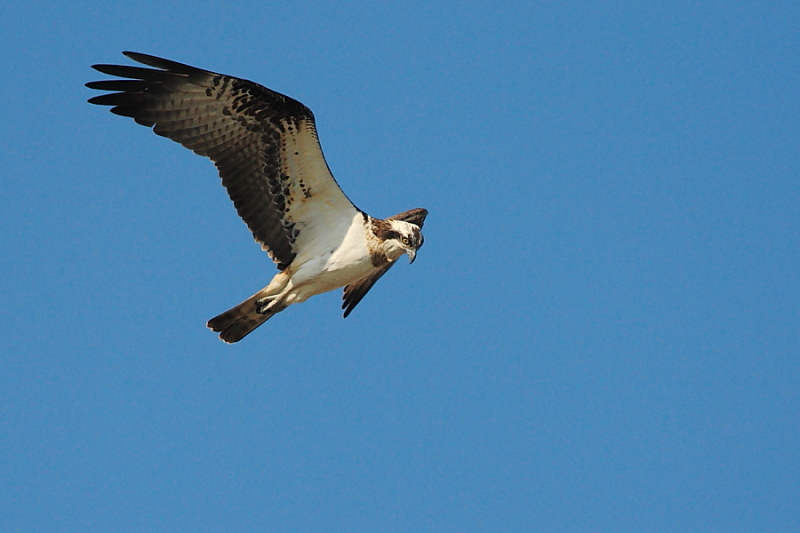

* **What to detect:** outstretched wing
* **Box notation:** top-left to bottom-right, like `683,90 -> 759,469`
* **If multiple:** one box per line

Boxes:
87,52 -> 358,270
341,208 -> 428,317
387,207 -> 428,228
341,265 -> 394,318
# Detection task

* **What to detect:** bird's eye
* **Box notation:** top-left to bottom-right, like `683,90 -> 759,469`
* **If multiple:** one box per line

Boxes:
401,237 -> 410,245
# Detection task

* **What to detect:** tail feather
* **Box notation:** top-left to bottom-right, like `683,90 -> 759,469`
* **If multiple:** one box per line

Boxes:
207,289 -> 280,343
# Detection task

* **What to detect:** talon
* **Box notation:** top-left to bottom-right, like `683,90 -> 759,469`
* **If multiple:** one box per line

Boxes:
256,295 -> 276,315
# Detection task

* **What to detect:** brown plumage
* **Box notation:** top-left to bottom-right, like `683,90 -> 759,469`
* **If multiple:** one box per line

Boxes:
87,52 -> 428,342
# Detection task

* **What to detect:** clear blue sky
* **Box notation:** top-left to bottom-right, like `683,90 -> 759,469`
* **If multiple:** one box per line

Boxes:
2,1 -> 799,531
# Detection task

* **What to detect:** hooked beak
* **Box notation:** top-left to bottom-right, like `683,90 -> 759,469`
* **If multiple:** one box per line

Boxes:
406,248 -> 417,264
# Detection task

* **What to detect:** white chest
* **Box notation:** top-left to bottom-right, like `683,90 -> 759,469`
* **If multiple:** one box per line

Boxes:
290,214 -> 379,292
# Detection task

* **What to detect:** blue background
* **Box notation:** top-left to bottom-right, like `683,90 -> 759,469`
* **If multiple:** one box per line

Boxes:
3,1 -> 799,531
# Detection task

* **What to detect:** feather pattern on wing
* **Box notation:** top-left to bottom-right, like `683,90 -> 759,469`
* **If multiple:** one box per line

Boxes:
87,52 -> 358,270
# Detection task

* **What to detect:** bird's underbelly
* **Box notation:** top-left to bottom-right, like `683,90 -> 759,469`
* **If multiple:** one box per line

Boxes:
287,246 -> 377,302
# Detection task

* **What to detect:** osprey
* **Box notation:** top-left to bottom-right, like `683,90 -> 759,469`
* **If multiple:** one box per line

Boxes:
87,52 -> 427,343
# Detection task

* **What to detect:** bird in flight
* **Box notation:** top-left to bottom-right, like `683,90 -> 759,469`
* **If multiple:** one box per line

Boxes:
87,52 -> 428,343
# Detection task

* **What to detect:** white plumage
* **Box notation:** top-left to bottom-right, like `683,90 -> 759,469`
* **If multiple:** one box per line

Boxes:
87,52 -> 427,342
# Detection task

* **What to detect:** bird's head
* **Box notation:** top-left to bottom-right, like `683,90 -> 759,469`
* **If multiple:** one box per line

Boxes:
382,219 -> 425,264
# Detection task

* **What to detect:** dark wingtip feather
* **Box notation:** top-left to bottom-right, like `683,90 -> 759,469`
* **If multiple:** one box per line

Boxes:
122,51 -> 208,75
90,63 -> 179,81
388,207 -> 428,228
85,80 -> 150,91
342,298 -> 363,318
90,63 -> 117,75
87,94 -> 119,106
